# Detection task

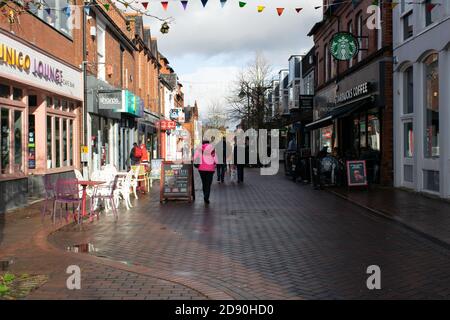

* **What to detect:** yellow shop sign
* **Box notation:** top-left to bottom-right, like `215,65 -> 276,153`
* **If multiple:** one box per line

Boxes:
0,43 -> 31,71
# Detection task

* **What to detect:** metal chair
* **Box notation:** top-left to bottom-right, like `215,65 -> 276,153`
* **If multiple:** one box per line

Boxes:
115,170 -> 134,210
53,178 -> 82,224
90,175 -> 119,220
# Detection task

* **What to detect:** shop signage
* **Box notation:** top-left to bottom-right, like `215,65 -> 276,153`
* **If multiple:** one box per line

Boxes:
159,120 -> 176,130
160,161 -> 194,202
330,32 -> 359,61
0,32 -> 82,99
117,90 -> 143,117
150,159 -> 163,180
169,108 -> 185,123
346,160 -> 368,186
336,82 -> 370,104
299,95 -> 314,109
98,90 -> 122,109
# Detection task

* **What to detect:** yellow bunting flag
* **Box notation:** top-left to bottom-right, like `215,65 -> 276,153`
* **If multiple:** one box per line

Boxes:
257,5 -> 265,13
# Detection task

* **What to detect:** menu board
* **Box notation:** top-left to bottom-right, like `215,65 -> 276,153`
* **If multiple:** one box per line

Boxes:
346,160 -> 368,186
160,161 -> 194,202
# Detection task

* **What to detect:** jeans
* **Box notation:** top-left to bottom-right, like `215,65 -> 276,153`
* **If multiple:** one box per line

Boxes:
237,165 -> 244,183
216,164 -> 226,182
199,171 -> 214,200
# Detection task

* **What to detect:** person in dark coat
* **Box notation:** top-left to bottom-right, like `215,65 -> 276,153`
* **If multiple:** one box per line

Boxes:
233,137 -> 248,183
216,137 -> 231,184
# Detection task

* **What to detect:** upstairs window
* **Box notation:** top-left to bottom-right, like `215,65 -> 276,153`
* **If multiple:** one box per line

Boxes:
29,0 -> 73,37
403,11 -> 413,40
425,0 -> 439,26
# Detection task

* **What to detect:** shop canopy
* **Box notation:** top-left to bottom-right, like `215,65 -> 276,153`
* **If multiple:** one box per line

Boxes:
305,97 -> 374,131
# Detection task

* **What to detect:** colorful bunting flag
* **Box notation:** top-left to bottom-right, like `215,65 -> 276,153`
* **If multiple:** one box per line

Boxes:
201,0 -> 208,7
276,8 -> 284,16
45,8 -> 51,15
220,0 -> 227,8
84,6 -> 90,16
426,3 -> 437,12
257,5 -> 265,13
161,1 -> 168,10
103,3 -> 110,11
295,8 -> 303,13
63,6 -> 71,17
181,0 -> 188,10
239,2 -> 246,8
142,2 -> 149,10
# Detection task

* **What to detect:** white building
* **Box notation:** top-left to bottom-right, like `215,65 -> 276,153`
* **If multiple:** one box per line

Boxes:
278,70 -> 289,115
287,55 -> 303,111
393,0 -> 450,198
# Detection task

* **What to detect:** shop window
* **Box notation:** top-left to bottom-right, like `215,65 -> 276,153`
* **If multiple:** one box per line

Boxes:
403,66 -> 414,114
423,170 -> 439,192
1,108 -> 10,174
14,111 -> 22,172
404,122 -> 414,158
46,96 -> 53,108
367,113 -> 380,151
320,126 -> 333,153
424,53 -> 439,158
55,118 -> 60,168
69,120 -> 73,166
54,98 -> 61,110
13,88 -> 23,101
359,114 -> 367,149
425,0 -> 439,26
47,116 -> 53,169
403,11 -> 413,41
0,84 -> 10,99
28,0 -> 73,37
28,95 -> 37,107
63,120 -> 68,166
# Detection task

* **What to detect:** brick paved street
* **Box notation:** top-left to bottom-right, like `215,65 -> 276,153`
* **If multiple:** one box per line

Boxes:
44,168 -> 450,300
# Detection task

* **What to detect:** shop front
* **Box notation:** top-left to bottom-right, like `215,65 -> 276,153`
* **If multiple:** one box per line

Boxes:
0,31 -> 82,212
138,110 -> 160,160
86,76 -> 122,175
307,59 -> 388,185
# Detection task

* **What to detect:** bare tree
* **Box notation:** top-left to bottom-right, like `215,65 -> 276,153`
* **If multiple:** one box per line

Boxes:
227,52 -> 273,130
202,100 -> 229,131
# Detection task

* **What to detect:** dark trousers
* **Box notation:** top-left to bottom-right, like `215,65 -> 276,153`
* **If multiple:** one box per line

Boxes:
237,165 -> 244,182
216,164 -> 226,182
199,171 -> 214,200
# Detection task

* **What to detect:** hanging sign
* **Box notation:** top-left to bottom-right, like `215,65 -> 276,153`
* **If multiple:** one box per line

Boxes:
330,32 -> 359,61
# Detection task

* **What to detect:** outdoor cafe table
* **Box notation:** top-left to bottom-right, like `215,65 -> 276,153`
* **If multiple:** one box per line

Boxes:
76,180 -> 105,222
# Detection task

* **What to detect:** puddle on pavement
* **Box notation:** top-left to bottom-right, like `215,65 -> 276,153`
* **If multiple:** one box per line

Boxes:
66,243 -> 98,253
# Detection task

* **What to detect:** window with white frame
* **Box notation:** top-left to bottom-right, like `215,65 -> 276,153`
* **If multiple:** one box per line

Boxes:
425,0 -> 440,26
423,53 -> 439,159
97,20 -> 106,81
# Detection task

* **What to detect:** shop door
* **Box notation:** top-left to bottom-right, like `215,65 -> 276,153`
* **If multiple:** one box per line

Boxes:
401,120 -> 415,188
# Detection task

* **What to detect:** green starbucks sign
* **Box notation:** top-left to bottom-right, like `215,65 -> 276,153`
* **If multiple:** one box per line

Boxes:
330,32 -> 359,61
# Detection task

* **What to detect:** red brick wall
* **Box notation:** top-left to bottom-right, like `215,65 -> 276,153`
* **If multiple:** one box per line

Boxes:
312,0 -> 394,185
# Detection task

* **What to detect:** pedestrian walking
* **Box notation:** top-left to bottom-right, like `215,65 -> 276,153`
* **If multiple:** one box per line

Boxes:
216,136 -> 232,184
193,140 -> 218,204
233,137 -> 248,184
130,142 -> 143,166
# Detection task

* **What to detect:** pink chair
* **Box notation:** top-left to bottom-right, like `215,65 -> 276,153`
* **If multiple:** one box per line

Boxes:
53,178 -> 82,224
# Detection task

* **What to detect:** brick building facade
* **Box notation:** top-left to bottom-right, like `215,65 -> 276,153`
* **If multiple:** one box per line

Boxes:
306,0 -> 394,185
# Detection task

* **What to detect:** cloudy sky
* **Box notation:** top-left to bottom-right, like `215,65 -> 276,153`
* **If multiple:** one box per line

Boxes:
141,0 -> 323,119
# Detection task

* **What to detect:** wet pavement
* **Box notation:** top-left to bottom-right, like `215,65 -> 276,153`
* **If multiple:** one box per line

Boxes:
46,168 -> 450,299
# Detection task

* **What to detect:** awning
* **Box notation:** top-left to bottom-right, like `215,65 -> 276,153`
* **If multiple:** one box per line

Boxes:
305,96 -> 374,131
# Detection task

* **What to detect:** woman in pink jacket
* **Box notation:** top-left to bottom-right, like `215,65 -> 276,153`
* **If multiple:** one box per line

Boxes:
193,140 -> 218,204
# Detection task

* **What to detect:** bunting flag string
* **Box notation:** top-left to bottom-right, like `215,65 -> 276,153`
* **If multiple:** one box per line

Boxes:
201,0 -> 208,8
161,1 -> 168,10
220,0 -> 227,8
181,0 -> 188,10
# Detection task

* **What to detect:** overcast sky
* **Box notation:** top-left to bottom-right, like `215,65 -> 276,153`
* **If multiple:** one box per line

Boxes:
143,0 -> 323,119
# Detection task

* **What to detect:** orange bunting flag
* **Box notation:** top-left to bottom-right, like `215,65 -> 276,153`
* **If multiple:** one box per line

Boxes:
276,8 -> 284,16
161,1 -> 169,10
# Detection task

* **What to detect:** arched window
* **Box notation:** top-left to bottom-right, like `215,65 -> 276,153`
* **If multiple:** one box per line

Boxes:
423,53 -> 439,158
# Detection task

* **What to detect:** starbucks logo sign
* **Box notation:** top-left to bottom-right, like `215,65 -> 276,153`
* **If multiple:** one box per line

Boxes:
330,32 -> 359,61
